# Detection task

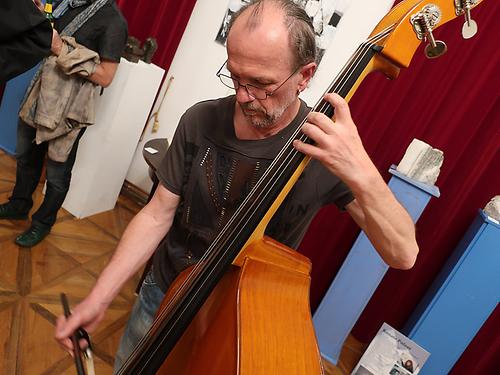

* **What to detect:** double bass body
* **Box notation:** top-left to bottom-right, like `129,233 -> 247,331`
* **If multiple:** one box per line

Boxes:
157,236 -> 323,374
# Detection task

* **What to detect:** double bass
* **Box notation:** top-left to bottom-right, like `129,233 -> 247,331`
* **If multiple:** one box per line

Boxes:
117,0 -> 485,373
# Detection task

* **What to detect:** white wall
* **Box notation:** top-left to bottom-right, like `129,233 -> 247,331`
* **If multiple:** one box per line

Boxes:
126,0 -> 395,192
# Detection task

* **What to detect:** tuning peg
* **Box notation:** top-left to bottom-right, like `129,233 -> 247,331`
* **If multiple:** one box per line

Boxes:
411,4 -> 447,59
424,34 -> 447,59
461,1 -> 478,39
422,10 -> 447,59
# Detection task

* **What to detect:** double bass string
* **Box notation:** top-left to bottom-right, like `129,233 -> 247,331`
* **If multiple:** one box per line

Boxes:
123,25 -> 395,369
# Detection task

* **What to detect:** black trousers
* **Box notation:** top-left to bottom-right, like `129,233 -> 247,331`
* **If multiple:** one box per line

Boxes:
9,120 -> 85,227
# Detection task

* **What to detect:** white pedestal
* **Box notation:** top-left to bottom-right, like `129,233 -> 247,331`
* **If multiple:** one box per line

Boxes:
62,59 -> 164,218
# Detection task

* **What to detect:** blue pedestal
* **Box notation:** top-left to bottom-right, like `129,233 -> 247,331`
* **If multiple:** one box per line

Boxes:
404,210 -> 500,375
0,65 -> 37,154
313,165 -> 440,364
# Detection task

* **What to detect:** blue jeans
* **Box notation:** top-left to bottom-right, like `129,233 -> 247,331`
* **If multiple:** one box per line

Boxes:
9,120 -> 84,227
113,269 -> 165,374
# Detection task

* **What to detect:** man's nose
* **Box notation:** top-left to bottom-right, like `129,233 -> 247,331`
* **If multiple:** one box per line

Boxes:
235,85 -> 255,103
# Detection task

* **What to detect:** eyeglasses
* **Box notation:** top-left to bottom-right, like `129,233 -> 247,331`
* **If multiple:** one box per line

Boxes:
216,61 -> 300,100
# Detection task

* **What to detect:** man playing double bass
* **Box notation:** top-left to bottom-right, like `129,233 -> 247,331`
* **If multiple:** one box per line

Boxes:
56,0 -> 419,371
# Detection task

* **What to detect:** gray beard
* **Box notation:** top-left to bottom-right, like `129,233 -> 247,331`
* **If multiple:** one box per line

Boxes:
241,101 -> 290,129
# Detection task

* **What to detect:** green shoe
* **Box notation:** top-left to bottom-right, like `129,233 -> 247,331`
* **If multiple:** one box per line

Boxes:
0,202 -> 29,220
15,224 -> 51,247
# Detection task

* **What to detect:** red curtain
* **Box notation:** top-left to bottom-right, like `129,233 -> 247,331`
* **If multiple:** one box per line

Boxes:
116,0 -> 197,70
299,1 -> 499,372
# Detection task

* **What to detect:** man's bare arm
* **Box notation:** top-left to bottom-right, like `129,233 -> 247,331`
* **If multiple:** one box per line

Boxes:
55,184 -> 180,352
87,59 -> 119,87
294,93 -> 418,269
345,195 -> 417,269
50,39 -> 119,88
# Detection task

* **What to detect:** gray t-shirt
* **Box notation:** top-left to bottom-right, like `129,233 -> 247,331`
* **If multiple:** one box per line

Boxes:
153,95 -> 354,292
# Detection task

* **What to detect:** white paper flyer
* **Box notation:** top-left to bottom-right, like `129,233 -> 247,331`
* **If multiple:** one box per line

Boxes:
351,323 -> 430,375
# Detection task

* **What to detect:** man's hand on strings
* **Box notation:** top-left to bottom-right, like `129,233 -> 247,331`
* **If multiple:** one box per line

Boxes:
293,93 -> 378,191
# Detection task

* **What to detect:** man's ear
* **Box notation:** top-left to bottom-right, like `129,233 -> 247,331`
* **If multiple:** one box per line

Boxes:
298,62 -> 317,92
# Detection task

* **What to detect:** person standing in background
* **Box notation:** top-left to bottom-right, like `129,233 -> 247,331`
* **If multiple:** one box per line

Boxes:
0,0 -> 128,247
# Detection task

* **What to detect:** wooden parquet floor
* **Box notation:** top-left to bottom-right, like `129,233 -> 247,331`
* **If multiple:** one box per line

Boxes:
0,150 -> 142,375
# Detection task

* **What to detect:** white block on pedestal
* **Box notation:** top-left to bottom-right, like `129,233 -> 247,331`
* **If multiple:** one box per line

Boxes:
62,59 -> 164,218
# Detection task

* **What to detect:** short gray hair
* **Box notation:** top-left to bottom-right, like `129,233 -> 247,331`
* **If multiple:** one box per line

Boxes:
228,0 -> 316,68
